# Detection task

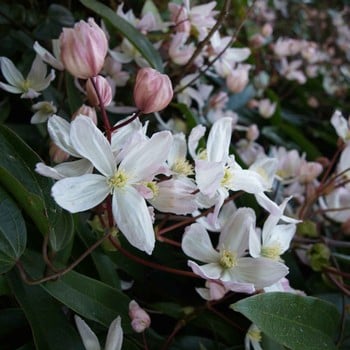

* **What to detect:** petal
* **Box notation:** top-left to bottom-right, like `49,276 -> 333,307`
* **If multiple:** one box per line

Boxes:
167,132 -> 187,166
27,55 -> 47,82
30,69 -> 55,91
249,227 -> 262,258
188,124 -> 206,159
182,223 -> 219,263
113,186 -> 155,255
264,224 -> 296,254
120,131 -> 172,182
105,316 -> 123,350
0,82 -> 22,94
188,260 -> 222,280
0,56 -> 24,87
219,207 -> 256,255
207,117 -> 232,162
52,174 -> 109,212
48,115 -> 79,157
223,280 -> 255,294
71,116 -> 115,177
233,257 -> 289,290
230,169 -> 266,193
74,315 -> 101,350
195,159 -> 224,197
33,41 -> 64,70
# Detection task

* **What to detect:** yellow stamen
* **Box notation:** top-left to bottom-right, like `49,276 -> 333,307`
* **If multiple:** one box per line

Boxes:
261,243 -> 282,260
221,167 -> 233,188
219,250 -> 237,269
171,159 -> 194,176
108,170 -> 128,189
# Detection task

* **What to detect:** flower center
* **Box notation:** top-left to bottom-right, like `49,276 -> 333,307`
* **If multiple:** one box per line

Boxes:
219,249 -> 237,269
145,181 -> 159,198
261,243 -> 282,260
108,170 -> 128,189
248,327 -> 262,342
221,167 -> 233,188
21,79 -> 31,92
171,159 -> 194,176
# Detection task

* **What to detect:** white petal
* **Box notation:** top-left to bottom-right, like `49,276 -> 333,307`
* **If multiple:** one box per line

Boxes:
219,207 -> 256,255
188,260 -> 222,279
33,41 -> 64,70
30,68 -> 55,91
207,117 -> 232,162
0,56 -> 24,87
48,115 -> 79,157
113,186 -> 155,255
230,169 -> 265,193
264,224 -> 296,254
70,116 -> 115,177
167,132 -> 187,166
195,159 -> 224,197
0,82 -> 22,94
182,223 -> 219,263
105,316 -> 123,350
188,124 -> 206,159
74,315 -> 101,350
27,55 -> 47,82
249,227 -> 262,258
52,174 -> 109,212
120,131 -> 172,182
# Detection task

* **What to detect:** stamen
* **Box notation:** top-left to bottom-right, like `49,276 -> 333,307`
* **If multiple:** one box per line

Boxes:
219,249 -> 237,269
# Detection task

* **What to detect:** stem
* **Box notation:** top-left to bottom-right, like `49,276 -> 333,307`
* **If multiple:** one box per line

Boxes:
207,302 -> 244,332
142,332 -> 149,350
161,320 -> 186,350
16,233 -> 110,285
111,110 -> 142,132
89,77 -> 112,142
108,236 -> 199,278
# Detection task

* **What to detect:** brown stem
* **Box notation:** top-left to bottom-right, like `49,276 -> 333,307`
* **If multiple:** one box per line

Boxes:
207,302 -> 244,332
111,110 -> 142,132
16,233 -> 110,285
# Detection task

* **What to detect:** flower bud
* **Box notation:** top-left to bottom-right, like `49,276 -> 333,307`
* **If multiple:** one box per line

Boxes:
85,76 -> 113,107
49,142 -> 69,164
258,98 -> 276,118
133,68 -> 173,114
129,300 -> 151,333
246,124 -> 259,142
72,104 -> 97,125
59,18 -> 108,79
226,65 -> 250,93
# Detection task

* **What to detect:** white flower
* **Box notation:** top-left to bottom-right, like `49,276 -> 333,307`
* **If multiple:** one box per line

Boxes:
51,116 -> 172,254
31,101 -> 57,124
75,315 -> 123,350
331,110 -> 350,142
33,40 -> 64,70
245,324 -> 262,350
182,208 -> 289,291
0,55 -> 55,98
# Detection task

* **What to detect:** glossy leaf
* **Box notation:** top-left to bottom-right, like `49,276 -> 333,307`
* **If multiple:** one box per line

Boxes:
0,186 -> 27,273
232,292 -> 340,350
0,125 -> 74,252
7,270 -> 84,350
80,0 -> 163,71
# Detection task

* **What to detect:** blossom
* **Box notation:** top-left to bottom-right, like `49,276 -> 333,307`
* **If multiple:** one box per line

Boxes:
182,208 -> 289,292
75,315 -> 123,350
129,300 -> 151,333
31,101 -> 57,124
51,116 -> 172,254
0,55 -> 55,99
331,110 -> 350,142
59,18 -> 108,79
245,324 -> 262,350
86,75 -> 113,107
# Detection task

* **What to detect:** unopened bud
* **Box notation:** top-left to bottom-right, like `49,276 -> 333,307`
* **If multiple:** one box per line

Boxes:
258,98 -> 276,118
246,124 -> 259,141
133,68 -> 173,114
86,76 -> 112,107
49,142 -> 69,164
129,300 -> 151,333
261,23 -> 273,37
226,66 -> 250,93
307,243 -> 330,271
72,104 -> 98,125
59,18 -> 108,79
299,161 -> 323,183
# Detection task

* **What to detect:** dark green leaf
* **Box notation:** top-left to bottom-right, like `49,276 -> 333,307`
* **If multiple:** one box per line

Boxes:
0,125 -> 74,252
0,186 -> 27,273
80,0 -> 163,72
232,292 -> 340,350
7,270 -> 84,350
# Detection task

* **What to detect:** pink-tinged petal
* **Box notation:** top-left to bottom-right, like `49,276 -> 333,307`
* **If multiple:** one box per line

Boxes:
207,117 -> 232,162
70,116 -> 115,177
74,315 -> 101,350
0,57 -> 24,87
222,280 -> 255,294
232,257 -> 289,290
112,186 -> 155,255
206,187 -> 228,226
48,115 -> 79,157
219,207 -> 256,255
182,223 -> 219,263
120,131 -> 172,182
188,124 -> 206,159
105,316 -> 123,350
188,260 -> 222,280
195,159 -> 224,197
52,174 -> 109,212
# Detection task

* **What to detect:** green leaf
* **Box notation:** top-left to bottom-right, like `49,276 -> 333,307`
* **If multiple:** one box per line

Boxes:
7,270 -> 84,350
0,125 -> 74,252
231,292 -> 340,350
42,270 -> 131,332
80,0 -> 163,72
0,186 -> 27,273
172,103 -> 200,130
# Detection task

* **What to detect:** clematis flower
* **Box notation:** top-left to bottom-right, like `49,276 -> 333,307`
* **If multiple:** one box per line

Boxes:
51,116 -> 172,254
0,55 -> 55,99
75,315 -> 123,350
31,101 -> 57,124
182,208 -> 289,291
331,110 -> 350,142
245,324 -> 262,350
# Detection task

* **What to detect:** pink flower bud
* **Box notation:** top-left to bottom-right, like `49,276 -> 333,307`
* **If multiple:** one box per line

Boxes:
85,76 -> 113,107
72,104 -> 98,125
59,18 -> 108,79
129,300 -> 151,333
133,68 -> 173,114
49,142 -> 69,164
